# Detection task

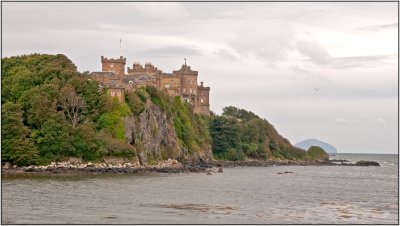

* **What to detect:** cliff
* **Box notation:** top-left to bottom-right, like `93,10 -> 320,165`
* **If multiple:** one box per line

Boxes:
124,88 -> 212,165
1,54 -> 323,167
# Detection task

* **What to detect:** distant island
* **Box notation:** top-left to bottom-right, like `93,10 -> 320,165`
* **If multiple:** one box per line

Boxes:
295,139 -> 337,154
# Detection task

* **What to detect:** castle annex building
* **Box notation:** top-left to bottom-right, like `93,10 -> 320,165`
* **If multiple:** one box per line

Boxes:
90,56 -> 210,115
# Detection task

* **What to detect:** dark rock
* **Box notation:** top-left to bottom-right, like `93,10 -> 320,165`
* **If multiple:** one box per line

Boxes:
355,160 -> 380,166
218,167 -> 223,173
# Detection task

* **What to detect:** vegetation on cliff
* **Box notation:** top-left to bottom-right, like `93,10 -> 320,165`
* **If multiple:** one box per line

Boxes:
209,106 -> 306,161
1,54 -> 134,165
1,54 -> 211,166
2,54 -> 322,166
304,146 -> 329,161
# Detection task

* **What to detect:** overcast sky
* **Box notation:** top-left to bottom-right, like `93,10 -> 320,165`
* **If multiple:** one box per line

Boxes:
2,2 -> 398,154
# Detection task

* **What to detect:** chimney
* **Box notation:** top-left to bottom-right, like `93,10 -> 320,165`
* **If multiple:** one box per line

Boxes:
201,81 -> 204,87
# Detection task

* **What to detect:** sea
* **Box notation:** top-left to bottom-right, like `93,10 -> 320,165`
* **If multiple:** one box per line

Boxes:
1,153 -> 398,224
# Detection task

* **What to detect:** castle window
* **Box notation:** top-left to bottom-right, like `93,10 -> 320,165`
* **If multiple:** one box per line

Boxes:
190,80 -> 193,84
189,89 -> 192,93
129,80 -> 133,85
110,64 -> 114,68
201,98 -> 204,103
183,88 -> 186,93
165,84 -> 171,88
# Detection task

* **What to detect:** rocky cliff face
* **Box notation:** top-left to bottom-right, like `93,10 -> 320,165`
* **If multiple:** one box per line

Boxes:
124,100 -> 212,165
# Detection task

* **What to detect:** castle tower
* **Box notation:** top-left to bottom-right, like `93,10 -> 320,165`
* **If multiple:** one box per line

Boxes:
173,61 -> 198,103
101,56 -> 126,76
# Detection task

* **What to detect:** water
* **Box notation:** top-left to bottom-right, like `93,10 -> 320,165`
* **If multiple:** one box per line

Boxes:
2,154 -> 398,224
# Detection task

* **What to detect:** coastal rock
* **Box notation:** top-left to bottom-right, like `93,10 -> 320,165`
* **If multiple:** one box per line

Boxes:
2,162 -> 11,169
103,157 -> 124,165
355,160 -> 380,166
124,101 -> 183,165
68,157 -> 83,164
124,100 -> 212,166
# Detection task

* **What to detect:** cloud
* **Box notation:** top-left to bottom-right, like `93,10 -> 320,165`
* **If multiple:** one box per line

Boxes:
214,48 -> 240,61
296,40 -> 395,69
333,116 -> 387,125
296,40 -> 331,65
136,46 -> 203,58
227,22 -> 296,62
333,117 -> 358,125
359,23 -> 398,31
290,66 -> 330,82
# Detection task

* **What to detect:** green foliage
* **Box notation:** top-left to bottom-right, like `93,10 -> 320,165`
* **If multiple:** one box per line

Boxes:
144,87 -> 210,155
1,54 -> 136,165
96,131 -> 136,158
96,99 -> 131,140
209,116 -> 242,155
18,87 -> 56,129
1,53 -> 306,166
34,119 -> 75,163
2,54 -> 77,104
1,102 -> 40,166
222,106 -> 259,122
305,146 -> 329,161
67,76 -> 103,121
126,90 -> 145,116
210,106 -> 306,161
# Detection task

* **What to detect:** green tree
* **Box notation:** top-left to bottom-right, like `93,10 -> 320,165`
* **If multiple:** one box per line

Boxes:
67,76 -> 104,121
34,118 -> 75,162
18,87 -> 57,130
1,102 -> 40,166
222,106 -> 258,122
209,116 -> 243,160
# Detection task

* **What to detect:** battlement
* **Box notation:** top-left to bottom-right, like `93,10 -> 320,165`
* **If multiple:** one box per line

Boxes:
101,56 -> 126,75
128,62 -> 162,75
93,55 -> 210,115
101,56 -> 126,64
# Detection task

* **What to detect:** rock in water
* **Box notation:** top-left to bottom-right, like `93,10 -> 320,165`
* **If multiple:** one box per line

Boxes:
356,160 -> 380,166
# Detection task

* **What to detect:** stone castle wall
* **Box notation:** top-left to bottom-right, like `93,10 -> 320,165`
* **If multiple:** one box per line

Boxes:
91,56 -> 210,115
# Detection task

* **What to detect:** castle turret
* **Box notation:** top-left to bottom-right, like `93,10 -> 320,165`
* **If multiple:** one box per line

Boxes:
101,56 -> 126,76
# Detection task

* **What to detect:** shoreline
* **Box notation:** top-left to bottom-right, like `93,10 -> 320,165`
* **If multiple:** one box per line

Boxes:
1,159 -> 380,176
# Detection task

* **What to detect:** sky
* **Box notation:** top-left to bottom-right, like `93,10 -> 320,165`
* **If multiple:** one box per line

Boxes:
2,2 -> 398,154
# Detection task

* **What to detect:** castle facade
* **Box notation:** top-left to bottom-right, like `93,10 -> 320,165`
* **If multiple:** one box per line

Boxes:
90,56 -> 210,115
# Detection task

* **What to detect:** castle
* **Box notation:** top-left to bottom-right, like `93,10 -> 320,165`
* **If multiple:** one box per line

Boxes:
89,56 -> 210,115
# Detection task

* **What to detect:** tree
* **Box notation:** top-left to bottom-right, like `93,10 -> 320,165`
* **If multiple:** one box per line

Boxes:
35,118 -> 74,162
222,106 -> 258,122
1,102 -> 40,166
209,115 -> 243,160
67,76 -> 104,121
18,87 -> 57,130
59,84 -> 86,127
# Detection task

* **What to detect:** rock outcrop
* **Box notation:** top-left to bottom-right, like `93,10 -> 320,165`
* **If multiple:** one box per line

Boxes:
355,160 -> 380,166
124,100 -> 212,165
